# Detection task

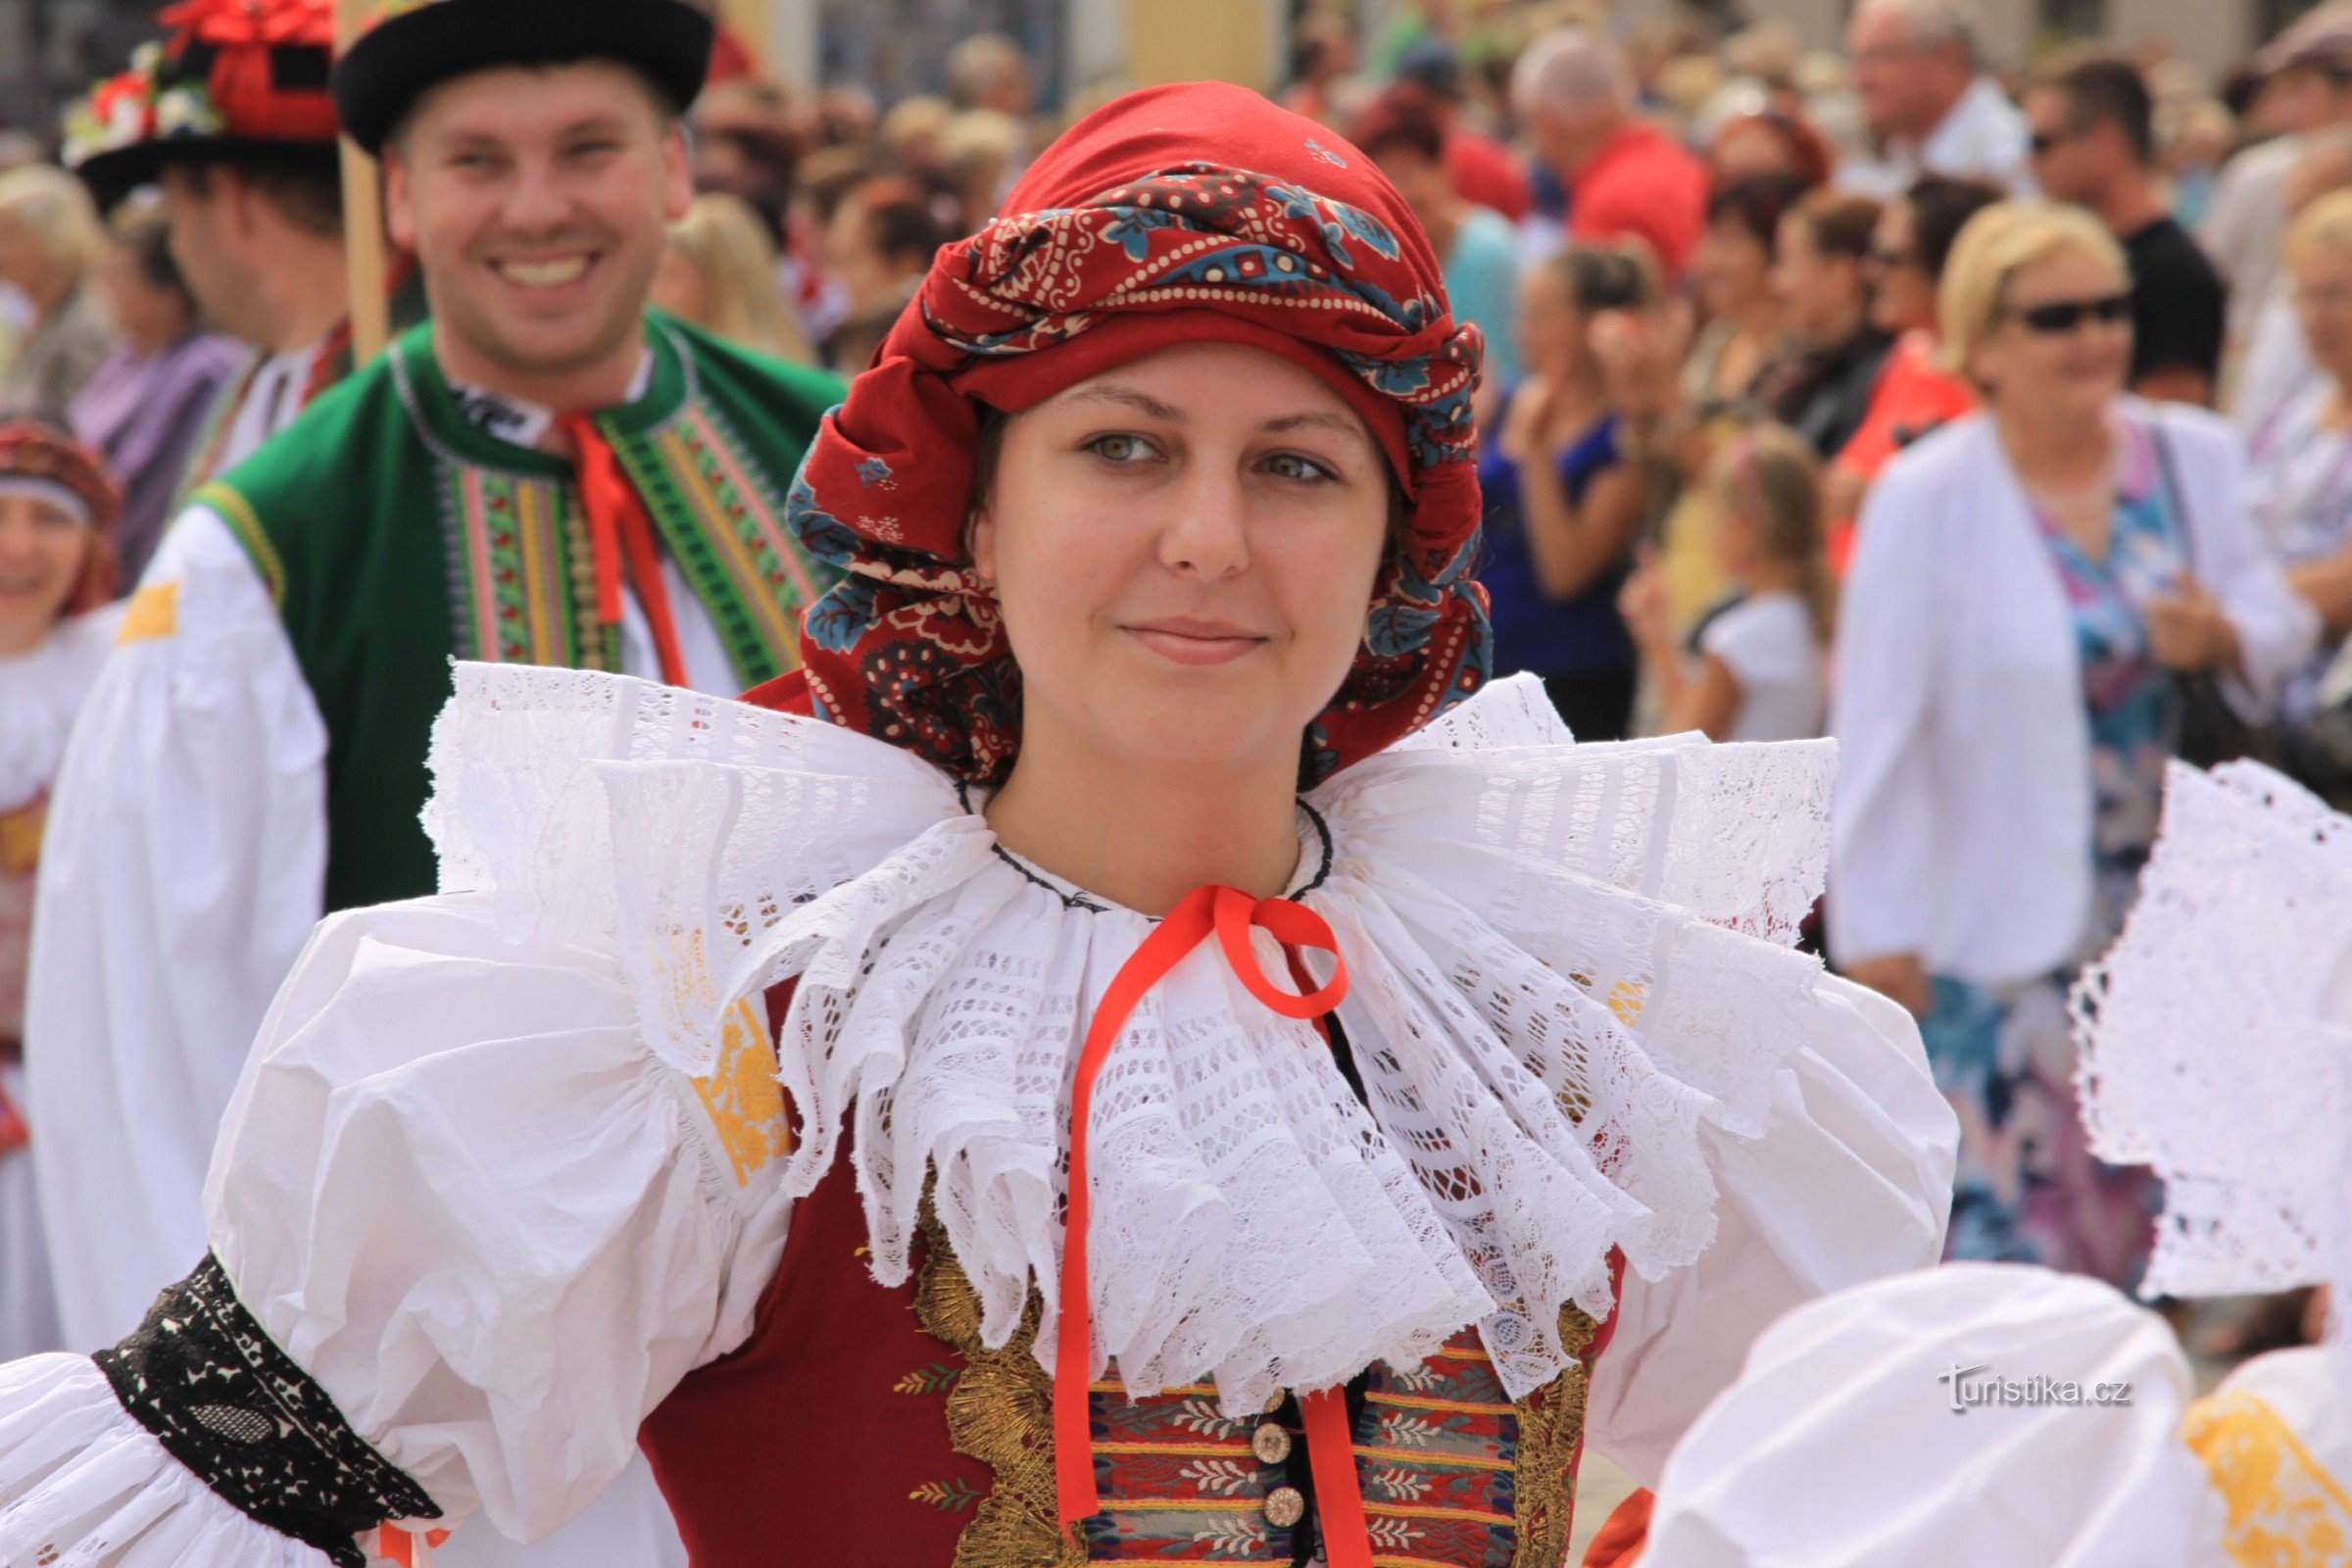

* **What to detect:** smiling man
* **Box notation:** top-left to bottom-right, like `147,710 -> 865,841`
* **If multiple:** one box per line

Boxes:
23,9 -> 839,1561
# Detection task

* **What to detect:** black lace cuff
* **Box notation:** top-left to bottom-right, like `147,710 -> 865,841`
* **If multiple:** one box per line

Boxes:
94,1253 -> 441,1568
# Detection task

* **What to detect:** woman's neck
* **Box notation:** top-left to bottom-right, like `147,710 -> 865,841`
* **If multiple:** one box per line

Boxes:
1745,558 -> 1807,595
23,268 -> 76,318
1994,399 -> 2112,488
983,730 -> 1305,917
0,612 -> 53,659
1732,291 -> 1781,342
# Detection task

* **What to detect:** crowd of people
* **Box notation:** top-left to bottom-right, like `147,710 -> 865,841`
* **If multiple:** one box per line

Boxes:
0,0 -> 2343,1566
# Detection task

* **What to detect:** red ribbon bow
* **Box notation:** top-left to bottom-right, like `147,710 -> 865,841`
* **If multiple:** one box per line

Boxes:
1056,884 -> 1371,1568
157,0 -> 335,46
558,416 -> 690,689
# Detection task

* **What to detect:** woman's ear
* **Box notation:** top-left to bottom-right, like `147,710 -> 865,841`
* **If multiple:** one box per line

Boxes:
968,502 -> 999,584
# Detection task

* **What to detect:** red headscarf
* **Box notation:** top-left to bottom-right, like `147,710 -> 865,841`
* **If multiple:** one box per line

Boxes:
760,80 -> 1490,786
0,423 -> 122,614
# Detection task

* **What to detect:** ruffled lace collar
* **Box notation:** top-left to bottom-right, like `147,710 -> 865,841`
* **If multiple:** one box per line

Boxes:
0,606 -> 121,813
423,664 -> 1841,1412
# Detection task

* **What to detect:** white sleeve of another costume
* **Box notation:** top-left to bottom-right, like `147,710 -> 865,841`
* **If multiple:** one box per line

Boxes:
1583,973 -> 1958,1487
23,505 -> 328,1348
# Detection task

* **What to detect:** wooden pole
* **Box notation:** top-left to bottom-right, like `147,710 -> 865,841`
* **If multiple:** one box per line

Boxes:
334,0 -> 390,365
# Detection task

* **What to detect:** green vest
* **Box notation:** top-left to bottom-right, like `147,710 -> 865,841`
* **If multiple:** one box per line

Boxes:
199,314 -> 843,913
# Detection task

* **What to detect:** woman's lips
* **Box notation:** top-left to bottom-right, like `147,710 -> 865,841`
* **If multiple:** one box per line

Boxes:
1121,621 -> 1270,667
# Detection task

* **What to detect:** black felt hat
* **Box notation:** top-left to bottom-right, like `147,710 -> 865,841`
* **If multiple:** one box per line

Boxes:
331,0 -> 716,156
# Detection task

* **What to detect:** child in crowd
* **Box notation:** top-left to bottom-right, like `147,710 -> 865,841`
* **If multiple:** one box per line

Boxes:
1621,421 -> 1831,742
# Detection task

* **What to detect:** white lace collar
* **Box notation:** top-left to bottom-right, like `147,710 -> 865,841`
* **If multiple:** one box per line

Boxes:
0,605 -> 121,813
423,664 -> 1842,1411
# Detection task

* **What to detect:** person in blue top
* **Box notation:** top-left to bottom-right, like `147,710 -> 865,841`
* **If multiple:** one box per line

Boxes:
1481,243 -> 1671,740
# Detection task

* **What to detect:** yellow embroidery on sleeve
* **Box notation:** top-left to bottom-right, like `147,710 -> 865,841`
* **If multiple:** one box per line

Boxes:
2181,1388 -> 2352,1566
116,581 -> 179,646
689,998 -> 793,1186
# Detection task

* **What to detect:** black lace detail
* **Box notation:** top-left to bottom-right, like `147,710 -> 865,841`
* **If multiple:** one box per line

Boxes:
93,1253 -> 441,1568
956,784 -> 1336,916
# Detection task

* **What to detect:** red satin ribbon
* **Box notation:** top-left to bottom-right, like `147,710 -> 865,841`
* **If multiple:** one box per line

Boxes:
373,1525 -> 451,1565
1055,884 -> 1370,1568
558,415 -> 690,688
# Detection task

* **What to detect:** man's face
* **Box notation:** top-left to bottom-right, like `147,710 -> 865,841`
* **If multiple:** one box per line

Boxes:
385,61 -> 690,387
157,165 -> 257,343
2024,86 -> 2101,206
1849,9 -> 1957,141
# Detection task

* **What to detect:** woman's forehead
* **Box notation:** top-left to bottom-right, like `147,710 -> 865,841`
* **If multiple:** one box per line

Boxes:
1042,343 -> 1373,436
2005,245 -> 2123,300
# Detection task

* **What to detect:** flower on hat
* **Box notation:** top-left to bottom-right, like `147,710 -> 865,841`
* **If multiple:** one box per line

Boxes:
61,59 -> 160,171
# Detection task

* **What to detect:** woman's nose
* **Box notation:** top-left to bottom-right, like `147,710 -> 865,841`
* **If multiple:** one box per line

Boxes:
1157,468 -> 1251,579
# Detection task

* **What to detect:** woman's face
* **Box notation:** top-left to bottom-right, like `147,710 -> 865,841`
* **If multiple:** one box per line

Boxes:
1969,245 -> 2132,423
2293,243 -> 2352,388
0,491 -> 91,649
1770,213 -> 1859,347
1868,199 -> 1936,337
971,341 -> 1392,788
1513,266 -> 1587,379
0,214 -> 45,298
1692,216 -> 1771,320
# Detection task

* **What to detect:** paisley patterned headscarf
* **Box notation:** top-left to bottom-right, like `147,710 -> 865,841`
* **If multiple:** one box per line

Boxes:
758,80 -> 1489,786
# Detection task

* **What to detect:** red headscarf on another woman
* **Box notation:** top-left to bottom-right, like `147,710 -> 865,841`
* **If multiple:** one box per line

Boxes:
760,81 -> 1491,787
0,422 -> 122,616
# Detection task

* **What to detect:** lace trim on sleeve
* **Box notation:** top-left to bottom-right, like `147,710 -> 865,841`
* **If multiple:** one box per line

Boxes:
92,1255 -> 440,1568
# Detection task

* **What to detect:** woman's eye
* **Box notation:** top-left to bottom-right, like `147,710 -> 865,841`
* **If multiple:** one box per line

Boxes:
1086,433 -> 1157,464
1264,453 -> 1336,483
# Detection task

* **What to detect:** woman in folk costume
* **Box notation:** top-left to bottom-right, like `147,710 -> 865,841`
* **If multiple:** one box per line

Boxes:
0,85 -> 1955,1568
0,423 -> 122,1362
1641,758 -> 2352,1568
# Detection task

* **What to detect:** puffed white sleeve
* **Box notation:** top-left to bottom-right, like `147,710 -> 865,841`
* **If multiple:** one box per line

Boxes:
0,891 -> 792,1566
1582,973 -> 1958,1486
1825,457 -> 1944,968
24,505 -> 329,1348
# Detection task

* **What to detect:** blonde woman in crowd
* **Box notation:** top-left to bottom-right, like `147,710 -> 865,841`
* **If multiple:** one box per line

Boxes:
651,191 -> 816,366
1831,201 -> 2313,1284
1621,422 -> 1832,743
0,169 -> 112,420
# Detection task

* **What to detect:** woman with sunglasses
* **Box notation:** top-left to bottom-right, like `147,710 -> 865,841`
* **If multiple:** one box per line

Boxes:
1830,201 -> 2315,1286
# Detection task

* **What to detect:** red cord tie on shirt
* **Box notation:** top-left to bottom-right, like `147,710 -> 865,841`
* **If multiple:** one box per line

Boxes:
558,415 -> 690,688
1056,884 -> 1371,1568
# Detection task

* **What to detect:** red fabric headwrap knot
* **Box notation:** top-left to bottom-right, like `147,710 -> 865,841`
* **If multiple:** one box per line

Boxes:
762,80 -> 1491,787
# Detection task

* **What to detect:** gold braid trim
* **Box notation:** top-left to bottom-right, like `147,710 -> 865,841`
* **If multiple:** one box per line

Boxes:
1508,1302 -> 1603,1568
912,1211 -> 1088,1568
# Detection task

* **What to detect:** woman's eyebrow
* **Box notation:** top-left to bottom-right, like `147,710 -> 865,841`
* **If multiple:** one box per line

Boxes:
1263,410 -> 1371,445
1059,384 -> 1186,420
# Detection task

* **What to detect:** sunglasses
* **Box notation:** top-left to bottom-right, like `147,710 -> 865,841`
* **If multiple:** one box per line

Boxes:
2008,293 -> 2132,333
1867,244 -> 1920,271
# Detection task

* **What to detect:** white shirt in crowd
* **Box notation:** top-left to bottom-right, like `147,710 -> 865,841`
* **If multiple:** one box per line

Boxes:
1828,403 -> 2316,986
1697,591 -> 1827,744
1835,76 -> 2035,201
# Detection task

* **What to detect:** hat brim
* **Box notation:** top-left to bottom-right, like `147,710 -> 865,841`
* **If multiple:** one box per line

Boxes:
73,135 -> 340,211
332,0 -> 715,157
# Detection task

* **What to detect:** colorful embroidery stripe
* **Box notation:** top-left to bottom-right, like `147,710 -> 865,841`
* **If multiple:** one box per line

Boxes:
682,405 -> 822,606
195,481 -> 285,606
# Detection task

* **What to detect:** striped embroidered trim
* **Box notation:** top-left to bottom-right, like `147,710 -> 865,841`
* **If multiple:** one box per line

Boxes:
194,481 -> 285,607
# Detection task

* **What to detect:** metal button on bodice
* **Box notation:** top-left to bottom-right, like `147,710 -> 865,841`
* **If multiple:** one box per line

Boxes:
1263,1486 -> 1306,1528
1251,1421 -> 1293,1465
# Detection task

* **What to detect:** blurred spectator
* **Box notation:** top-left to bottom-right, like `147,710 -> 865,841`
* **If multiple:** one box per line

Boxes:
1708,109 -> 1837,189
691,77 -> 802,241
2204,7 -> 2352,372
1481,245 -> 1671,742
1621,422 -> 1830,743
1839,0 -> 2033,199
0,169 -> 113,421
824,176 -> 946,371
941,110 -> 1025,234
1827,174 -> 2001,560
809,85 -> 882,151
2161,96 -> 2235,230
1283,9 -> 1360,127
64,197 -> 240,588
1832,201 -> 2309,1279
2230,126 -> 2352,428
1395,37 -> 1532,224
946,33 -> 1034,121
2247,188 -> 2352,783
2027,53 -> 2225,406
0,419 -> 122,1361
653,192 -> 816,366
1512,27 -> 1709,279
1761,189 -> 1890,458
1686,173 -> 1806,411
1352,89 -> 1521,385
881,96 -> 956,195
